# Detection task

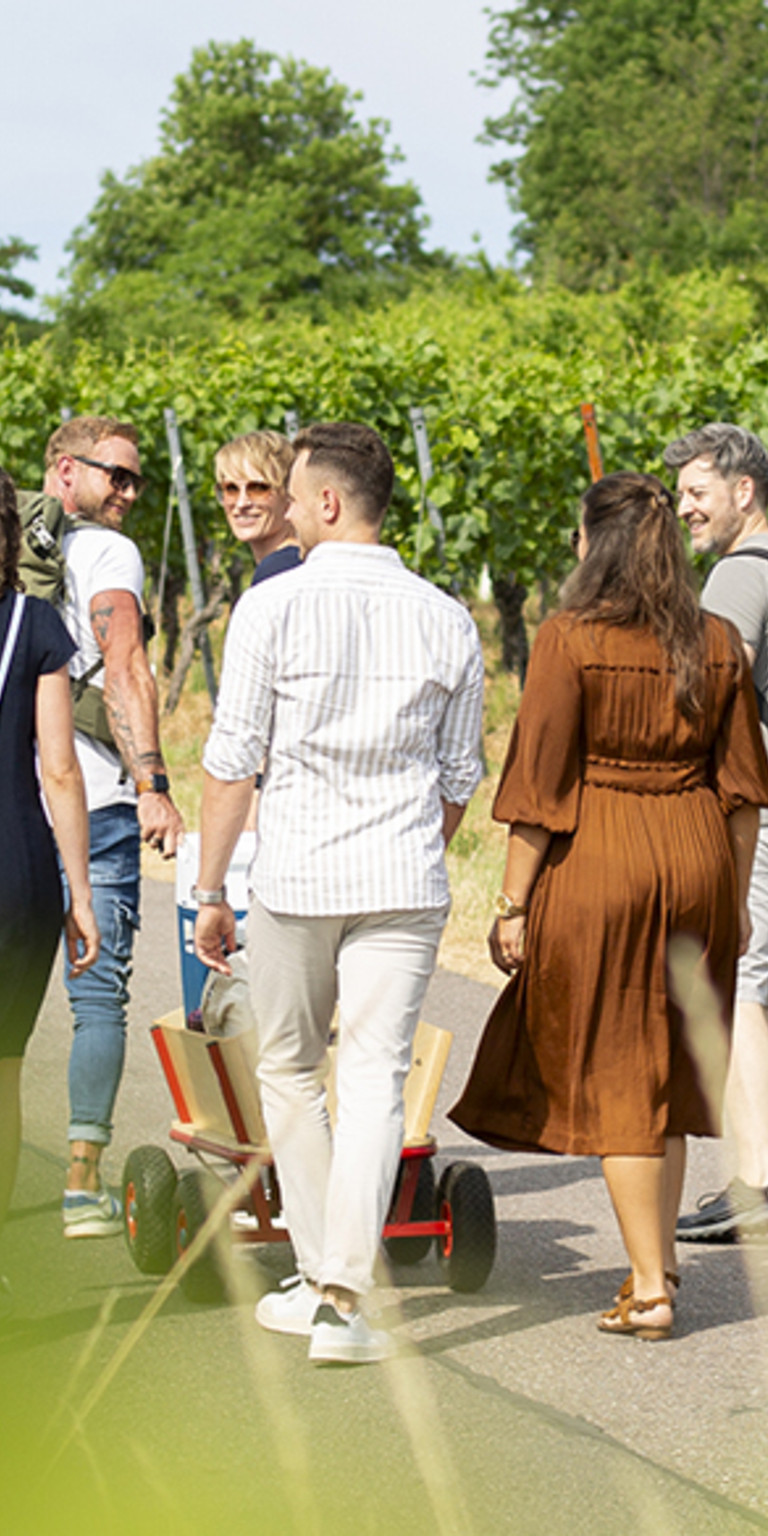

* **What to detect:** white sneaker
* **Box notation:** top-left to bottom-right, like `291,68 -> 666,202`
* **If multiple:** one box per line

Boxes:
255,1276 -> 320,1336
308,1302 -> 393,1364
62,1188 -> 123,1238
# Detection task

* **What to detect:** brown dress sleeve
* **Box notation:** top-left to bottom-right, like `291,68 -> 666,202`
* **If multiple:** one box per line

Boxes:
710,621 -> 768,815
493,616 -> 583,832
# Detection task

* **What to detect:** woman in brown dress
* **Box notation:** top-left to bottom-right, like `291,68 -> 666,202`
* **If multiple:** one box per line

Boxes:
450,472 -> 768,1340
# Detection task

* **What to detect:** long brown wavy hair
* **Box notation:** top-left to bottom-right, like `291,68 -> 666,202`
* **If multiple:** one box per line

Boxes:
560,472 -> 707,718
0,468 -> 21,597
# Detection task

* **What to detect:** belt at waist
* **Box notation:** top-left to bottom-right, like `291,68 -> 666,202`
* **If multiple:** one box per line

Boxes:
583,755 -> 707,793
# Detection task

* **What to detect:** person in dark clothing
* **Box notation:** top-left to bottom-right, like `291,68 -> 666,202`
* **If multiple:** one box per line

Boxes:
0,467 -> 99,1313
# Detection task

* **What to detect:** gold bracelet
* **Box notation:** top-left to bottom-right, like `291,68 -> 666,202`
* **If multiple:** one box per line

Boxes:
495,892 -> 528,919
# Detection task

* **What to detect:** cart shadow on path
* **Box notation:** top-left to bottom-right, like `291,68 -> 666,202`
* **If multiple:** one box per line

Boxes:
0,1276 -> 199,1356
5,1195 -> 68,1223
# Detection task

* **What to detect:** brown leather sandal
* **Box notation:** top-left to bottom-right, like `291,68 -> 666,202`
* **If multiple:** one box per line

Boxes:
615,1270 -> 680,1307
598,1294 -> 673,1340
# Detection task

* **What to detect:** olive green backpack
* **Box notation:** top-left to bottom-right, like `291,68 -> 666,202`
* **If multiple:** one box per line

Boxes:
17,489 -> 152,754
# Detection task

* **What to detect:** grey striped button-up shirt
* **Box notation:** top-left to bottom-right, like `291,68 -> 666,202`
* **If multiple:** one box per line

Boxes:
203,542 -> 484,915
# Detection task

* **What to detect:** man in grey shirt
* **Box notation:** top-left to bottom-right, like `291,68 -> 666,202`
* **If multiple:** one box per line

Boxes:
665,422 -> 768,1239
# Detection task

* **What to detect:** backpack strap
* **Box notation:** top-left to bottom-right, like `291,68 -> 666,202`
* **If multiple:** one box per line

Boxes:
719,547 -> 768,564
716,546 -> 768,726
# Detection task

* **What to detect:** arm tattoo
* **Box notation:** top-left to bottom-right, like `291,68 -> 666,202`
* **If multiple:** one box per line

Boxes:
91,602 -> 115,647
103,677 -> 140,778
103,666 -> 165,780
103,680 -> 163,779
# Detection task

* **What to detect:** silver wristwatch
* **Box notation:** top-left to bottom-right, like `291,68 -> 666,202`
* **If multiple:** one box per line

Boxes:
191,884 -> 227,906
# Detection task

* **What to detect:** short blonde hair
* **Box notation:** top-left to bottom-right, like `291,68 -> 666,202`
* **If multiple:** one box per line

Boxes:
215,431 -> 294,492
45,415 -> 139,469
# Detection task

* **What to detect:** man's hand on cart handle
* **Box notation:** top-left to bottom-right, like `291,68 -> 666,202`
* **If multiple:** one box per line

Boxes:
194,901 -> 237,974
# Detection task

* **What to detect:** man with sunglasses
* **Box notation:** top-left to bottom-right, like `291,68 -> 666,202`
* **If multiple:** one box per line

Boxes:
42,415 -> 183,1237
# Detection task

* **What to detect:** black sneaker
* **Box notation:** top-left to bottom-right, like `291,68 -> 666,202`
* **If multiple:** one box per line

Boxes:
675,1178 -> 768,1242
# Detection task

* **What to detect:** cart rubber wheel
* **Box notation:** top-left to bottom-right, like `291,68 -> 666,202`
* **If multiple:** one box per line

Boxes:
383,1156 -> 436,1266
122,1145 -> 177,1275
172,1169 -> 228,1304
436,1162 -> 496,1293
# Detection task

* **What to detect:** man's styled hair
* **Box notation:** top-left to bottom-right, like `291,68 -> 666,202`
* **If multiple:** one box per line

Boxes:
45,415 -> 139,469
293,422 -> 394,525
663,422 -> 768,510
215,430 -> 294,491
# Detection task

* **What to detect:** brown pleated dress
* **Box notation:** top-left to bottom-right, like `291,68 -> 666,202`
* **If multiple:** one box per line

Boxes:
450,612 -> 768,1157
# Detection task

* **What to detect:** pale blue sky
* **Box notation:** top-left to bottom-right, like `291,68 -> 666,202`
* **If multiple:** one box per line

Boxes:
3,0 -> 513,317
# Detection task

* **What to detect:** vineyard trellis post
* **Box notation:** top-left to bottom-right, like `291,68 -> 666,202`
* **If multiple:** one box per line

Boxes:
409,407 -> 447,574
163,407 -> 217,707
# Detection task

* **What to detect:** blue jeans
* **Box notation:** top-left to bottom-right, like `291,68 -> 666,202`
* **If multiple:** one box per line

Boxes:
61,804 -> 141,1146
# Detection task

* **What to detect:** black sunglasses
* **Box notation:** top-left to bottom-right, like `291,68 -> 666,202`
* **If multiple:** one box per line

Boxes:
570,527 -> 581,552
72,454 -> 145,498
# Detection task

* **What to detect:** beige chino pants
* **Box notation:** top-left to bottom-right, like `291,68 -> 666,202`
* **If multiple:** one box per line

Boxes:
246,898 -> 448,1296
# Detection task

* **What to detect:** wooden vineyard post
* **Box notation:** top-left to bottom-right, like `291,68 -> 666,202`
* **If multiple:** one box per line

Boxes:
580,402 -> 604,483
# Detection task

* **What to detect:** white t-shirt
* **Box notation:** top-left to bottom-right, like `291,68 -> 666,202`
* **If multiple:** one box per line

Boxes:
60,523 -> 144,812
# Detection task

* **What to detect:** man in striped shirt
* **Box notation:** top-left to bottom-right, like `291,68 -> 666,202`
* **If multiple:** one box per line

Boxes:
195,422 -> 484,1363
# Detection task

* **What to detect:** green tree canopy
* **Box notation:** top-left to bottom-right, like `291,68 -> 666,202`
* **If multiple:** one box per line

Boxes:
0,237 -> 36,303
482,0 -> 768,286
0,237 -> 45,344
57,41 -> 440,346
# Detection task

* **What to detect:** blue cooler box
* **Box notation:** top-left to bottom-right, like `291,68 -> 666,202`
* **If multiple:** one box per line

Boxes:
175,832 -> 256,1019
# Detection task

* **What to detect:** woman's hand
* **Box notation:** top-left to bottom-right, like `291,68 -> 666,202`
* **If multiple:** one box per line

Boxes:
65,898 -> 100,977
488,913 -> 527,976
489,824 -> 549,979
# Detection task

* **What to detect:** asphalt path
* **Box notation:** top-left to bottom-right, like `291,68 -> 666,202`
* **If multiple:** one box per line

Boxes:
3,873 -> 768,1536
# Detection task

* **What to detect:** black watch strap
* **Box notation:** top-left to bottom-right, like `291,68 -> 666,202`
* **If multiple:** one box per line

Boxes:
135,772 -> 170,795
